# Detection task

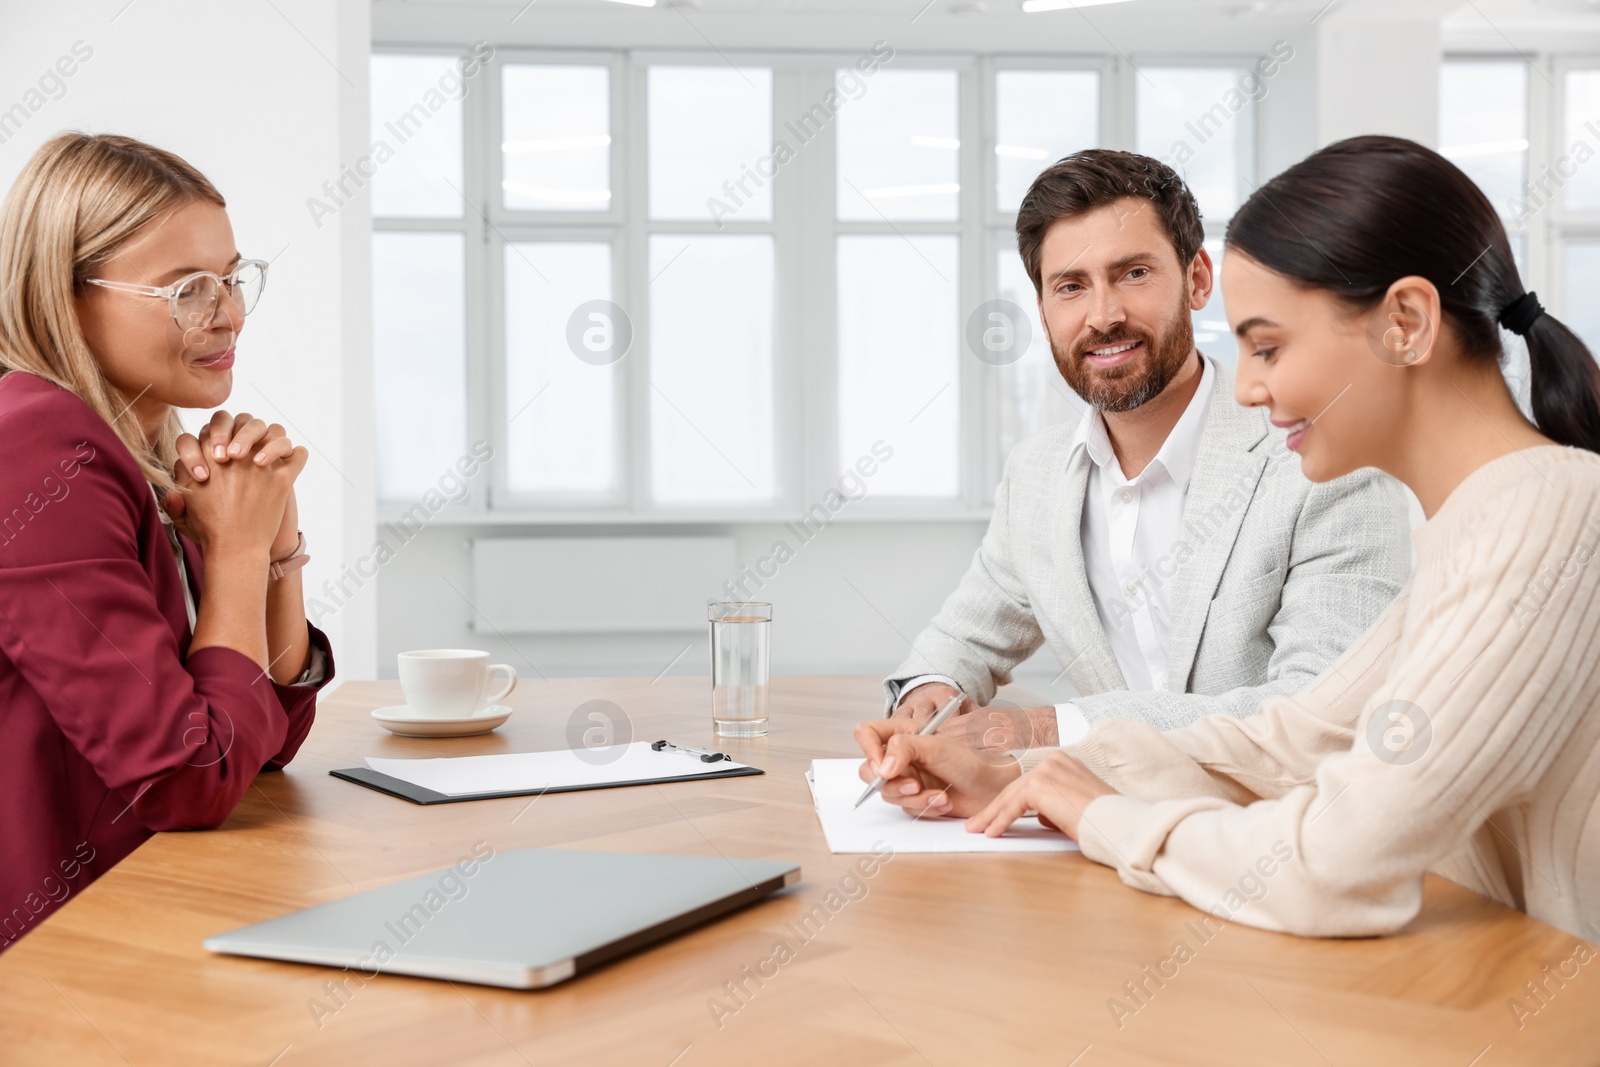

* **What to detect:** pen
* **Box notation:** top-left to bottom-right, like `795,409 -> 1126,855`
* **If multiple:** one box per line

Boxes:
854,693 -> 965,809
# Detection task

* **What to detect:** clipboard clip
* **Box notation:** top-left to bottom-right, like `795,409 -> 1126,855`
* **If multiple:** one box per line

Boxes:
651,739 -> 729,763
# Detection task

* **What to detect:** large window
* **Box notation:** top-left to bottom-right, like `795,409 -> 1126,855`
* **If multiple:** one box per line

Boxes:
370,50 -> 1262,515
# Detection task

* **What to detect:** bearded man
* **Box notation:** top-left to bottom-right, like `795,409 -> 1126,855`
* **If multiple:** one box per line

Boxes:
883,149 -> 1411,750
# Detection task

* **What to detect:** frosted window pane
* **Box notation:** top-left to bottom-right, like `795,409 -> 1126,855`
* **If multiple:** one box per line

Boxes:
995,245 -> 1081,468
373,232 -> 466,500
502,65 -> 611,211
504,243 -> 616,496
995,70 -> 1099,212
1136,67 -> 1252,220
370,55 -> 465,218
1563,242 -> 1600,357
649,236 -> 776,504
1564,71 -> 1600,213
837,69 -> 960,221
1440,61 -> 1528,219
649,67 -> 773,222
838,236 -> 960,497
1502,235 -> 1532,414
1194,237 -> 1233,369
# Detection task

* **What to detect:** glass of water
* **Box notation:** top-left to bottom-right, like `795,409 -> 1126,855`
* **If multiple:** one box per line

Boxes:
708,601 -> 771,737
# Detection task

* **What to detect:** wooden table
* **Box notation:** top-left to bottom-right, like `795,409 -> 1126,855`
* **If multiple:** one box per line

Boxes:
3,677 -> 1597,1066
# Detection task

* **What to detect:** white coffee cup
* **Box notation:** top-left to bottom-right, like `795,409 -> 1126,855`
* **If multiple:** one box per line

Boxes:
397,649 -> 517,719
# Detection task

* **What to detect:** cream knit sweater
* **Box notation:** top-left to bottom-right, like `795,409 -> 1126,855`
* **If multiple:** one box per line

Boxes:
1043,446 -> 1600,939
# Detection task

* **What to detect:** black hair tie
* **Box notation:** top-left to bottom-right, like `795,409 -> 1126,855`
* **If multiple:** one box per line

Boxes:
1499,291 -> 1545,336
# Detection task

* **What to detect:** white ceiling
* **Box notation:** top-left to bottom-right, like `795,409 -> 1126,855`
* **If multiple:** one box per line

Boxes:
374,0 -> 1600,51
375,0 -> 1331,14
376,0 -> 1600,18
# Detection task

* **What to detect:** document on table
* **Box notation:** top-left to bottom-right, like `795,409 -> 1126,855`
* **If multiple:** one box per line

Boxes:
364,742 -> 757,798
806,758 -> 1080,854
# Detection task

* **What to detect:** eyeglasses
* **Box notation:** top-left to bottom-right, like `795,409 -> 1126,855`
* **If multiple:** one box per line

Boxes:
85,259 -> 268,331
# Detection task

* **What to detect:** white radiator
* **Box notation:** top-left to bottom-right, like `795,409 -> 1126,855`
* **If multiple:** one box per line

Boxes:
469,536 -> 736,633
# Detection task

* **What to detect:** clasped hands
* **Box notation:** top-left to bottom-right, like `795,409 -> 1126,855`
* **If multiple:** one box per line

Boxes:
854,685 -> 1119,841
161,410 -> 307,561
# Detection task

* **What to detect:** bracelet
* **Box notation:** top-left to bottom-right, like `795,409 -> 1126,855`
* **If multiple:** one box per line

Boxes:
268,531 -> 310,581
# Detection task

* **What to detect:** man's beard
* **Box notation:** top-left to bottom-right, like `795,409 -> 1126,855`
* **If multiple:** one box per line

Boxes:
1050,296 -> 1195,413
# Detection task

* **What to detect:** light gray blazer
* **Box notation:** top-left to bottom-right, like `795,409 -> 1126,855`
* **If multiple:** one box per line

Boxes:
888,359 -> 1412,731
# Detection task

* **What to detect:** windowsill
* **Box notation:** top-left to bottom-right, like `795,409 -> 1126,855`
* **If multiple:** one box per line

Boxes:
375,505 -> 995,527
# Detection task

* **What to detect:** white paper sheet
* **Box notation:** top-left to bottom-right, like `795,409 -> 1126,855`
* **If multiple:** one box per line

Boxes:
806,758 -> 1080,854
366,742 -> 753,797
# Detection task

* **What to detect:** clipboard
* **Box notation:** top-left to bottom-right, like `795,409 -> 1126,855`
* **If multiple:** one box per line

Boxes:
331,740 -> 763,806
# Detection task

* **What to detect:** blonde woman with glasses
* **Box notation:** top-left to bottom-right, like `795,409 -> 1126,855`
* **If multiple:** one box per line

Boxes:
0,133 -> 334,953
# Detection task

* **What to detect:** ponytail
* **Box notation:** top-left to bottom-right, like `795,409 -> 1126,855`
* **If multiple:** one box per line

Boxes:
1226,135 -> 1600,455
1517,308 -> 1600,453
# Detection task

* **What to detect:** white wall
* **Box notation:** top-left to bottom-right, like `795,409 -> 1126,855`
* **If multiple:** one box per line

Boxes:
0,0 -> 377,679
1316,0 -> 1451,148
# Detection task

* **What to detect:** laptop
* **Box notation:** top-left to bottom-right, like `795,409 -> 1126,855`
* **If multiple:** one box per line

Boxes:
204,848 -> 800,989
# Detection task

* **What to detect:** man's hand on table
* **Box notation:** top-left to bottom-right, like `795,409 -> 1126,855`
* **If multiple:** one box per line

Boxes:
889,682 -> 972,730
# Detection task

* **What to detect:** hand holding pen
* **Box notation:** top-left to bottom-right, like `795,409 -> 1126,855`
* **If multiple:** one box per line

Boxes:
855,693 -> 966,808
852,694 -> 1026,819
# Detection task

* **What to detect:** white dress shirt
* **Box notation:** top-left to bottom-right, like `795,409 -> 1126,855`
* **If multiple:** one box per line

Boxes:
1076,354 -> 1214,695
895,356 -> 1215,746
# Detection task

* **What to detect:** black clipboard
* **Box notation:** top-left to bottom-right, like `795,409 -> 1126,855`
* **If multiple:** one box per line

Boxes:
329,762 -> 764,806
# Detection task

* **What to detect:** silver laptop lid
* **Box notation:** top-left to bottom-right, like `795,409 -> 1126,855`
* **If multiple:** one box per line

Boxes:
204,849 -> 800,989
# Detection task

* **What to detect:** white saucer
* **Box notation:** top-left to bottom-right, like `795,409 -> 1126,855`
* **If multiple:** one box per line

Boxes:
371,704 -> 513,738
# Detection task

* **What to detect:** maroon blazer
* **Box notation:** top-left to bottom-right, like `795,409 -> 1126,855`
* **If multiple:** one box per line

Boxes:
0,372 -> 333,952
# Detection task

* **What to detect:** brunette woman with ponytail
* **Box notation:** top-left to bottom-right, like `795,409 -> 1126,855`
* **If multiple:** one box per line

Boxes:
863,135 -> 1600,940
